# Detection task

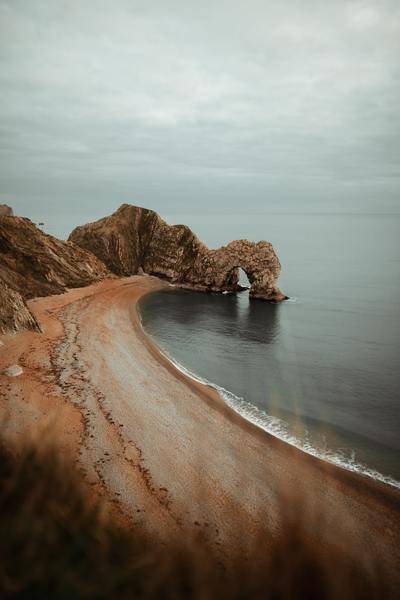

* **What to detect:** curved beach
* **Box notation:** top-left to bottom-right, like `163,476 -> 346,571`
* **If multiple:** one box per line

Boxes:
1,276 -> 399,581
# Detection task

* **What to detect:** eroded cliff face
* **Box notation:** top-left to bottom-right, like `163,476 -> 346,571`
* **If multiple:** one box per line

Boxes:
0,216 -> 111,300
0,280 -> 40,335
0,215 -> 112,333
69,204 -> 286,301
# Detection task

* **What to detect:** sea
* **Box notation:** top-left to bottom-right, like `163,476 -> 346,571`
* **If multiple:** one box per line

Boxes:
139,212 -> 400,488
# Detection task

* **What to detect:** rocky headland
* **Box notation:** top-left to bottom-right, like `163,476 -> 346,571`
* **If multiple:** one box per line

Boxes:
70,204 -> 286,301
0,204 -> 285,333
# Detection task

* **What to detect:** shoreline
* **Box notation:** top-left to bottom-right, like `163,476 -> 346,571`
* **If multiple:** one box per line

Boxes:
134,285 -> 400,508
1,276 -> 400,579
137,301 -> 400,491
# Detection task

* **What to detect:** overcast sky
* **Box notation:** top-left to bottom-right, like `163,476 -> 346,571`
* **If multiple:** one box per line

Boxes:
0,0 -> 399,231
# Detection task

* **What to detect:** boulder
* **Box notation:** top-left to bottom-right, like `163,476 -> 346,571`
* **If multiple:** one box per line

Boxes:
0,204 -> 13,216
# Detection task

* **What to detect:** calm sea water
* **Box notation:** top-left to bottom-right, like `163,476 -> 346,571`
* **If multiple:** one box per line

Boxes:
139,213 -> 400,486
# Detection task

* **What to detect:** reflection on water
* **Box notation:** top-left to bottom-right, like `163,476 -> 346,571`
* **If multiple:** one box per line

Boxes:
159,288 -> 281,345
247,298 -> 280,344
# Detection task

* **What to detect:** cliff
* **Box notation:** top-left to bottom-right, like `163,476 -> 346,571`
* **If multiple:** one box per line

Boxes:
0,215 -> 111,334
69,204 -> 286,301
0,204 -> 286,333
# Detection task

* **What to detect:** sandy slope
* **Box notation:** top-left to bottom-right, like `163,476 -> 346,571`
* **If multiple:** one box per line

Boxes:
0,276 -> 399,580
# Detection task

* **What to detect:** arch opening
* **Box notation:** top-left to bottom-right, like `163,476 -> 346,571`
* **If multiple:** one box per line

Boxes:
238,268 -> 250,289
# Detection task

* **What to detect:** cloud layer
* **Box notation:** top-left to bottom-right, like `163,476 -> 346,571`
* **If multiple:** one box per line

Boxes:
0,0 -> 399,225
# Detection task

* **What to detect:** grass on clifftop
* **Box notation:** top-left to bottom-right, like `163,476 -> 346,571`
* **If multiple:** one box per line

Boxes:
0,436 -> 385,599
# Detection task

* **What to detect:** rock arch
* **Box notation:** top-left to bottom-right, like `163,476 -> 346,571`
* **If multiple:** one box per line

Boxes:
200,239 -> 286,301
69,204 -> 287,302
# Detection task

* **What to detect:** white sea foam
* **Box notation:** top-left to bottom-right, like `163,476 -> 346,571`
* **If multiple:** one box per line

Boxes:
136,303 -> 400,490
152,342 -> 400,491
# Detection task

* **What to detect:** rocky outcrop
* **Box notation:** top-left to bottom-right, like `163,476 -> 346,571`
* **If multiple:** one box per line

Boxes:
0,216 -> 112,333
0,280 -> 40,335
0,204 -> 13,216
69,204 -> 286,301
0,216 -> 111,300
0,204 -> 285,334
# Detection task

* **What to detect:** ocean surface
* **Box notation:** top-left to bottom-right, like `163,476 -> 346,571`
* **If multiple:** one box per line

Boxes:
139,212 -> 400,487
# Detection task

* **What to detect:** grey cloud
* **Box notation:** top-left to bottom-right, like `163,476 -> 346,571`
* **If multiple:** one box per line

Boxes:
0,0 -> 399,233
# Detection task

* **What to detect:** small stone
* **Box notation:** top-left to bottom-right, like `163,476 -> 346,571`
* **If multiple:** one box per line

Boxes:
2,364 -> 23,377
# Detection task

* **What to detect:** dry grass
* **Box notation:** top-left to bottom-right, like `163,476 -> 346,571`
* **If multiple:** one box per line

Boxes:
0,437 -> 388,599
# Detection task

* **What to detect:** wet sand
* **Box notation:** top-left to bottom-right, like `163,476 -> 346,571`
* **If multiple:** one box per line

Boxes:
0,275 -> 399,581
